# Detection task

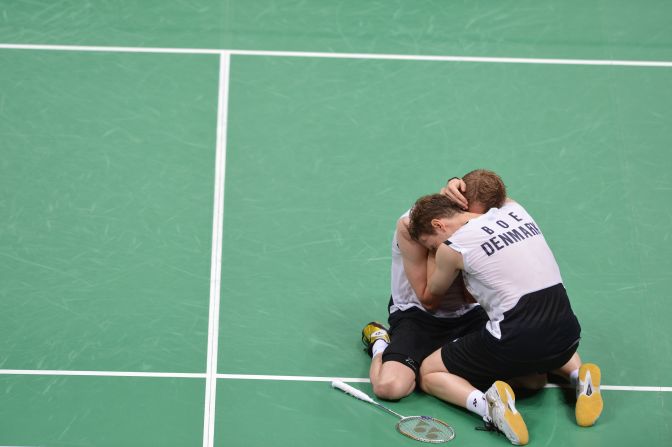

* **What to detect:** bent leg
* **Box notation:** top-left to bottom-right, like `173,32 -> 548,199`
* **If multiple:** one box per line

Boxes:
552,351 -> 582,379
419,349 -> 529,445
553,351 -> 603,427
419,350 -> 475,407
369,355 -> 416,400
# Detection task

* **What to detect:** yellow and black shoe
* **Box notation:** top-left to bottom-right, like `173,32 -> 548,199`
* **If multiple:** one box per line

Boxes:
576,363 -> 603,427
361,322 -> 390,357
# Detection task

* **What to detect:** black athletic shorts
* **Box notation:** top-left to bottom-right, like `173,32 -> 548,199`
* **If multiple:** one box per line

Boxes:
382,302 -> 488,377
440,283 -> 581,390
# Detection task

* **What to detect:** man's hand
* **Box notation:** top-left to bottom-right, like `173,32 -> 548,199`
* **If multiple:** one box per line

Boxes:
440,177 -> 468,210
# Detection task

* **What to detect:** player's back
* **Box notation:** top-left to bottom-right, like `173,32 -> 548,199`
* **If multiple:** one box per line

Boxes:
446,201 -> 562,338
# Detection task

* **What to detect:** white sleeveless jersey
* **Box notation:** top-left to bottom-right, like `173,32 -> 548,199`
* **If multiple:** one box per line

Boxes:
391,210 -> 477,318
446,201 -> 562,338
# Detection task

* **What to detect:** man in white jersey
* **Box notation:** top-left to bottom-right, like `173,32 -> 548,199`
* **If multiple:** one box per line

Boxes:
360,171 -> 502,400
408,191 -> 603,445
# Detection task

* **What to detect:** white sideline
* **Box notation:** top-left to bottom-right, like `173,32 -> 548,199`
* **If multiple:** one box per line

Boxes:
0,369 -> 205,378
1,369 -> 670,392
201,52 -> 230,447
1,43 -> 672,67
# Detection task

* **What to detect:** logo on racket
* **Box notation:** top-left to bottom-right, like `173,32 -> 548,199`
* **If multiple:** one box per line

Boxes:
331,380 -> 455,443
412,419 -> 445,440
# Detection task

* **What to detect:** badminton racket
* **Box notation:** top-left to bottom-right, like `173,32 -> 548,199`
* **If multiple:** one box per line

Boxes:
331,380 -> 455,443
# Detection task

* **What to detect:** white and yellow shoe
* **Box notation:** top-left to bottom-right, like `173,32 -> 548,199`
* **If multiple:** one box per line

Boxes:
484,381 -> 529,445
576,363 -> 603,427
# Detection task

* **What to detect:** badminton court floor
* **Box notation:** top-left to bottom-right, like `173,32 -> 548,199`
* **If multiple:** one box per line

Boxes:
1,1 -> 671,446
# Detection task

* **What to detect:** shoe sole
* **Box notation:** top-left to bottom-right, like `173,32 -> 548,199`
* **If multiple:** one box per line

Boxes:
576,363 -> 603,427
493,381 -> 529,445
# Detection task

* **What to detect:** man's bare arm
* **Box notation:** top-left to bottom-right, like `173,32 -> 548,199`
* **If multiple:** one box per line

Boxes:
428,244 -> 463,297
396,217 -> 442,310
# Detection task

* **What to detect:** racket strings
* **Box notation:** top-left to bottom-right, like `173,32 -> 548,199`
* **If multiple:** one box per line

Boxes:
397,416 -> 455,443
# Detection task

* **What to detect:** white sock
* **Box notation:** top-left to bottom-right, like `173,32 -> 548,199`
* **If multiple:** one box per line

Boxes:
371,339 -> 388,358
466,389 -> 487,418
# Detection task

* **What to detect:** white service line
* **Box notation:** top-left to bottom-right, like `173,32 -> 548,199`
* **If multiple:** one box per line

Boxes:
0,43 -> 220,55
1,43 -> 672,67
0,369 -> 205,379
231,49 -> 672,67
218,375 -> 672,392
1,369 -> 671,392
216,374 -> 672,392
216,374 -> 371,383
201,51 -> 230,447
600,385 -> 672,392
512,383 -> 672,392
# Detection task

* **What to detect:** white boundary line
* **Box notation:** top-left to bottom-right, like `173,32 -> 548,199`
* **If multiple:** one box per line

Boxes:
0,369 -> 205,379
217,374 -> 371,383
542,383 -> 672,392
0,43 -> 220,55
1,43 -> 672,67
1,369 -> 670,392
202,52 -> 230,447
216,374 -> 672,392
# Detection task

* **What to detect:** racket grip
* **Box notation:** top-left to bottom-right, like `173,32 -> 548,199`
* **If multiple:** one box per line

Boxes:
331,380 -> 375,404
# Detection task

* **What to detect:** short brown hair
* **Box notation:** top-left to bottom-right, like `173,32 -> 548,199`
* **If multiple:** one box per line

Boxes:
462,169 -> 506,210
408,194 -> 463,241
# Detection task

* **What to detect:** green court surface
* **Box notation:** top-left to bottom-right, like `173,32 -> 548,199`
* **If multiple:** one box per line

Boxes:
0,375 -> 204,446
1,1 -> 671,446
216,381 -> 672,447
1,50 -> 219,373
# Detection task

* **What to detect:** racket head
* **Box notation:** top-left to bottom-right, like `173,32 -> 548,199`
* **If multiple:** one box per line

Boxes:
396,415 -> 455,443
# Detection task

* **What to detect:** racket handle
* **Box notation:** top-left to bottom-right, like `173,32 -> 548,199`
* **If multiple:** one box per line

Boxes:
331,380 -> 375,404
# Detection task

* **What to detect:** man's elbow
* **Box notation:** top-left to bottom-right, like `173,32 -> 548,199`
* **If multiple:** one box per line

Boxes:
423,302 -> 440,312
419,292 -> 440,311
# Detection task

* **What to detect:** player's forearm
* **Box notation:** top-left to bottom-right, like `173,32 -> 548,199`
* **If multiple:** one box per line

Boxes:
426,251 -> 437,280
427,268 -> 457,297
419,254 -> 440,310
428,245 -> 460,297
418,288 -> 442,311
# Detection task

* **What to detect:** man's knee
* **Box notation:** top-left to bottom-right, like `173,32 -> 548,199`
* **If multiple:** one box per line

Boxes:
373,376 -> 416,400
372,359 -> 418,400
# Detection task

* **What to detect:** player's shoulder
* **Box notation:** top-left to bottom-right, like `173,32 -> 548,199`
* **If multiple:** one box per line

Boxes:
395,210 -> 411,234
500,198 -> 525,212
395,217 -> 407,234
397,208 -> 411,222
